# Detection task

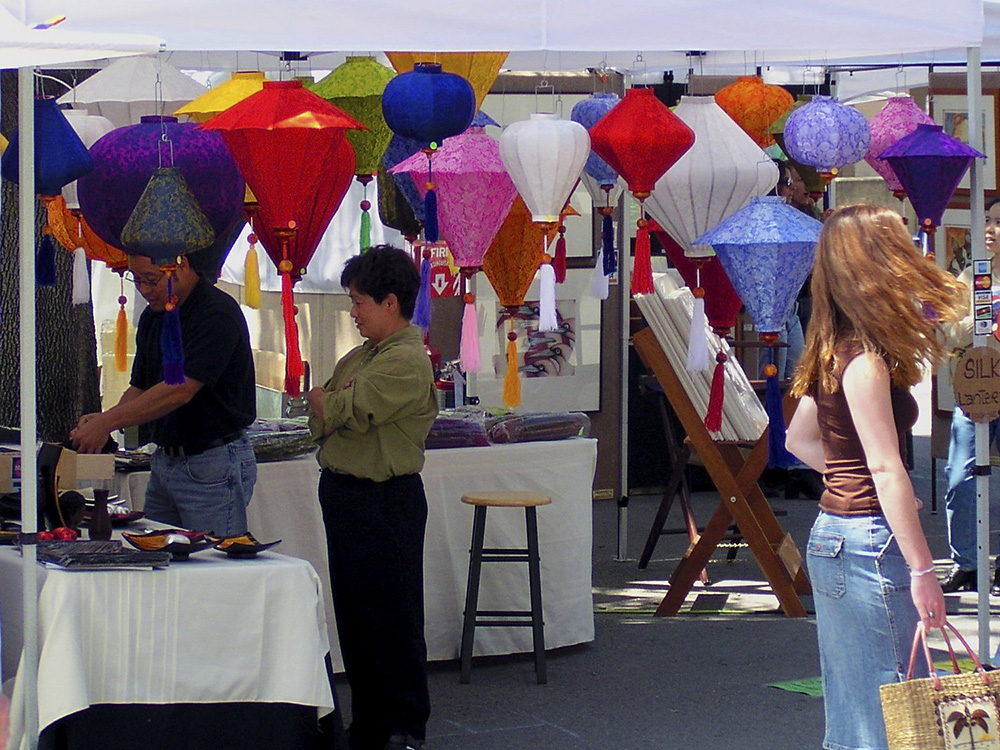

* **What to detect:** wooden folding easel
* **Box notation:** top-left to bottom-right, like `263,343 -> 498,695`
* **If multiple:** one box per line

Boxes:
633,325 -> 811,618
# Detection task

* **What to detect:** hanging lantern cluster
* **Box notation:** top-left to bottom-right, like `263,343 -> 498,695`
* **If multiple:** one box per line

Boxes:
782,96 -> 871,181
1,96 -> 96,288
571,92 -> 622,296
879,123 -> 984,237
391,118 -> 518,373
589,87 -> 695,296
864,97 -> 937,200
311,56 -> 397,252
714,76 -> 794,148
200,80 -> 365,396
695,196 -> 822,458
499,112 -> 590,331
382,62 -> 477,330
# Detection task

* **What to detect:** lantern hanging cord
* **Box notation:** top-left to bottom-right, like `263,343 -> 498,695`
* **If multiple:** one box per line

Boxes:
33,71 -> 73,97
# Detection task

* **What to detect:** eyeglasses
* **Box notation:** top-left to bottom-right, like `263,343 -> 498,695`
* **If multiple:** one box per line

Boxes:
123,270 -> 166,289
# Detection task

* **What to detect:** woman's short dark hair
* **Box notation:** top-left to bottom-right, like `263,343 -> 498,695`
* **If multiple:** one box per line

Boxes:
987,195 -> 1000,212
340,245 -> 421,320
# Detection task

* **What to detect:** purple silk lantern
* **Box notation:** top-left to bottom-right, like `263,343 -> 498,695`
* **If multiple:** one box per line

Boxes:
864,96 -> 935,199
77,116 -> 246,278
879,123 -> 985,236
391,123 -> 519,372
783,96 -> 870,179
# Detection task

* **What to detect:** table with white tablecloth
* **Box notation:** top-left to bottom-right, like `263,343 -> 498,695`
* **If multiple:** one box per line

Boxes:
0,548 -> 335,748
117,438 -> 598,669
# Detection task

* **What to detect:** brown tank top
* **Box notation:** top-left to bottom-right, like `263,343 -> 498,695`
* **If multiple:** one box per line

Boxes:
812,344 -> 918,516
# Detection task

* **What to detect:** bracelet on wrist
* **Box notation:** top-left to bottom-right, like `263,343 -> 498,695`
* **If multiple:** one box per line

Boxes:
909,565 -> 936,578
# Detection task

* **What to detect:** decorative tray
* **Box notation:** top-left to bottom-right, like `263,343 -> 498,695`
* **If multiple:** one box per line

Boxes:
213,532 -> 281,558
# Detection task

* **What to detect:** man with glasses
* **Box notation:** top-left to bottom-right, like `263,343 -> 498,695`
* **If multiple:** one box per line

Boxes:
70,251 -> 257,536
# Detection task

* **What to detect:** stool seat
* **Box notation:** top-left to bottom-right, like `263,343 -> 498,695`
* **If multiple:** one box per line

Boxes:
461,491 -> 551,508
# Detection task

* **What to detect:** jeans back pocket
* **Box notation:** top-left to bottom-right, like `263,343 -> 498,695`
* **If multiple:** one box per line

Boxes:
807,531 -> 846,599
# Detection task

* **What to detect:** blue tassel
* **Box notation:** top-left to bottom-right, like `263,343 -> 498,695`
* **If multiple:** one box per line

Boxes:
412,254 -> 432,332
765,349 -> 794,469
424,189 -> 439,243
36,232 -> 57,287
602,213 -> 616,275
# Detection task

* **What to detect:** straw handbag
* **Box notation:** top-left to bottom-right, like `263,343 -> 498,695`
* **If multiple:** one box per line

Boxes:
880,621 -> 1000,750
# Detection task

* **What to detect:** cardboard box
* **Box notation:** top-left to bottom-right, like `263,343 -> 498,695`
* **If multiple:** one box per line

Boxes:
56,448 -> 114,489
0,450 -> 21,494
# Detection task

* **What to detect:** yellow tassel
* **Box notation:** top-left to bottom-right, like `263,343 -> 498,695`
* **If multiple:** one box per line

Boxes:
244,243 -> 261,309
502,335 -> 521,407
115,306 -> 128,372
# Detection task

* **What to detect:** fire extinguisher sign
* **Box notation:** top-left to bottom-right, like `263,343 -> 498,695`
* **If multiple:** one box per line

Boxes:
415,241 -> 460,298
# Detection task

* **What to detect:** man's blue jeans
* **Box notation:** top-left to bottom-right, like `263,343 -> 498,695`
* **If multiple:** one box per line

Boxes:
944,407 -> 999,570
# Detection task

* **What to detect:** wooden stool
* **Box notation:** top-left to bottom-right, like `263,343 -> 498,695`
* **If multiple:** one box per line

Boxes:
459,490 -> 552,684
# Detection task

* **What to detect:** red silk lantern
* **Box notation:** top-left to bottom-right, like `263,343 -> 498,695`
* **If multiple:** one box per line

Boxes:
588,88 -> 695,295
200,80 -> 365,395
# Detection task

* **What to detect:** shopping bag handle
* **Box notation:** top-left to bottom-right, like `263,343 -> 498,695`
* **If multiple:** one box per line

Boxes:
906,620 -> 991,690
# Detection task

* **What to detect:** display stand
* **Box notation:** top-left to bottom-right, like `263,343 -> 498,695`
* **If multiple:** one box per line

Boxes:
632,325 -> 811,617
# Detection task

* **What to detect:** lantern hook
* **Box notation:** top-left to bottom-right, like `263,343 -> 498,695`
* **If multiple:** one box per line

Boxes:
534,79 -> 555,115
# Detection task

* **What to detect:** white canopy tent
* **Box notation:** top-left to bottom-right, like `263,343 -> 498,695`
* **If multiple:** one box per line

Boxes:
0,2 -> 994,746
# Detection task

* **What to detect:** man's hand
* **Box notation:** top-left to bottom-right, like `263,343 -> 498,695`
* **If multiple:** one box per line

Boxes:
69,413 -> 111,454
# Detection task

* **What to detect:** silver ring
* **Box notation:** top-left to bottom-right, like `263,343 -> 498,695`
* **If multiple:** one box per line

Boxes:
927,611 -> 935,618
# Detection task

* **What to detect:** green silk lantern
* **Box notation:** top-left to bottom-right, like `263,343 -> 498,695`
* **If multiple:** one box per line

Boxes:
311,56 -> 396,250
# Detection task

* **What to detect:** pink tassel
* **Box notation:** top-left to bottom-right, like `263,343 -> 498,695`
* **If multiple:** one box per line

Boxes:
553,225 -> 567,283
630,217 -> 653,295
704,352 -> 726,433
459,295 -> 481,373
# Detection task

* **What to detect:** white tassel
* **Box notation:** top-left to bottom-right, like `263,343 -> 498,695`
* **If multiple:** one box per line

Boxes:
686,293 -> 711,372
538,261 -> 558,332
459,298 -> 481,373
71,246 -> 90,305
590,250 -> 609,300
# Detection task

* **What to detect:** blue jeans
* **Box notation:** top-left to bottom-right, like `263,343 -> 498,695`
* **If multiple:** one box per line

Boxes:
145,435 -> 257,536
808,512 -> 923,750
944,407 -> 999,570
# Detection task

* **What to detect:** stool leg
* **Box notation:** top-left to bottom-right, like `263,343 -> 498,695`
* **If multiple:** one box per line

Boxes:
460,505 -> 488,684
525,506 -> 546,684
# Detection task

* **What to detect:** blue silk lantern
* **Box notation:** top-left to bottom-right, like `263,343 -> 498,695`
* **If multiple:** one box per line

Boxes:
879,123 -> 985,236
2,96 -> 95,286
381,62 -> 476,243
782,96 -> 870,181
695,196 -> 823,467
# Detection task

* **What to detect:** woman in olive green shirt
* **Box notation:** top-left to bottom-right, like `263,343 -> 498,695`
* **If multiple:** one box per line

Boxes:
308,246 -> 438,750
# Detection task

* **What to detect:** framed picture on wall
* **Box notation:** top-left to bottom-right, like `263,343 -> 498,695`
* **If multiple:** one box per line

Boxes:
931,90 -> 1000,195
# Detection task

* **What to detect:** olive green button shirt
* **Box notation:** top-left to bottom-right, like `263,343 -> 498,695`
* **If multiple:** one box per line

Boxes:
309,324 -> 438,482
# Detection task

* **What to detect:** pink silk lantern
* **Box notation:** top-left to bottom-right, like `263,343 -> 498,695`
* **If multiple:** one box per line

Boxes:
865,96 -> 935,199
588,88 -> 695,295
391,124 -> 519,372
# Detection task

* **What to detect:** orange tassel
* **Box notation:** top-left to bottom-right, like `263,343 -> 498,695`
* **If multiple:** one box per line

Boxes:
704,352 -> 726,433
244,239 -> 261,309
502,326 -> 521,407
630,216 -> 653,295
115,305 -> 128,373
281,269 -> 305,396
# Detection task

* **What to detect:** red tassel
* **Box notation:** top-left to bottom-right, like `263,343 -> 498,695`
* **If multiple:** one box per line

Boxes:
281,270 -> 305,396
704,352 -> 726,433
553,225 -> 567,283
630,217 -> 653,295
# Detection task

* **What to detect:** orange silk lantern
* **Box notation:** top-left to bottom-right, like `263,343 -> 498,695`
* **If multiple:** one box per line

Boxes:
714,76 -> 794,148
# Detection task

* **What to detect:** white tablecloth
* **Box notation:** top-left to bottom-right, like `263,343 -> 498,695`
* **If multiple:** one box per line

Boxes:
2,550 -> 334,748
116,438 -> 598,668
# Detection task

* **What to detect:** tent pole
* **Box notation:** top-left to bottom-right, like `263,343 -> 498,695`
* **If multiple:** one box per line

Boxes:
616,182 -> 630,562
965,46 -> 990,664
18,64 -> 39,749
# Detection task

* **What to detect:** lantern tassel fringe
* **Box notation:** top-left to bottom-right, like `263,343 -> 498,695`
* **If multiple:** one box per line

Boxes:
459,300 -> 481,373
686,294 -> 711,372
281,272 -> 306,397
115,305 -> 128,373
502,333 -> 521,407
161,306 -> 185,386
424,189 -> 439,243
704,354 -> 725,433
630,221 -> 653,295
602,213 -> 617,275
36,232 -> 57,287
71,246 -> 89,305
538,261 -> 558,332
590,249 -> 609,300
765,354 -> 794,469
553,231 -> 567,284
413,254 -> 432,331
244,243 -> 261,309
360,207 -> 372,251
